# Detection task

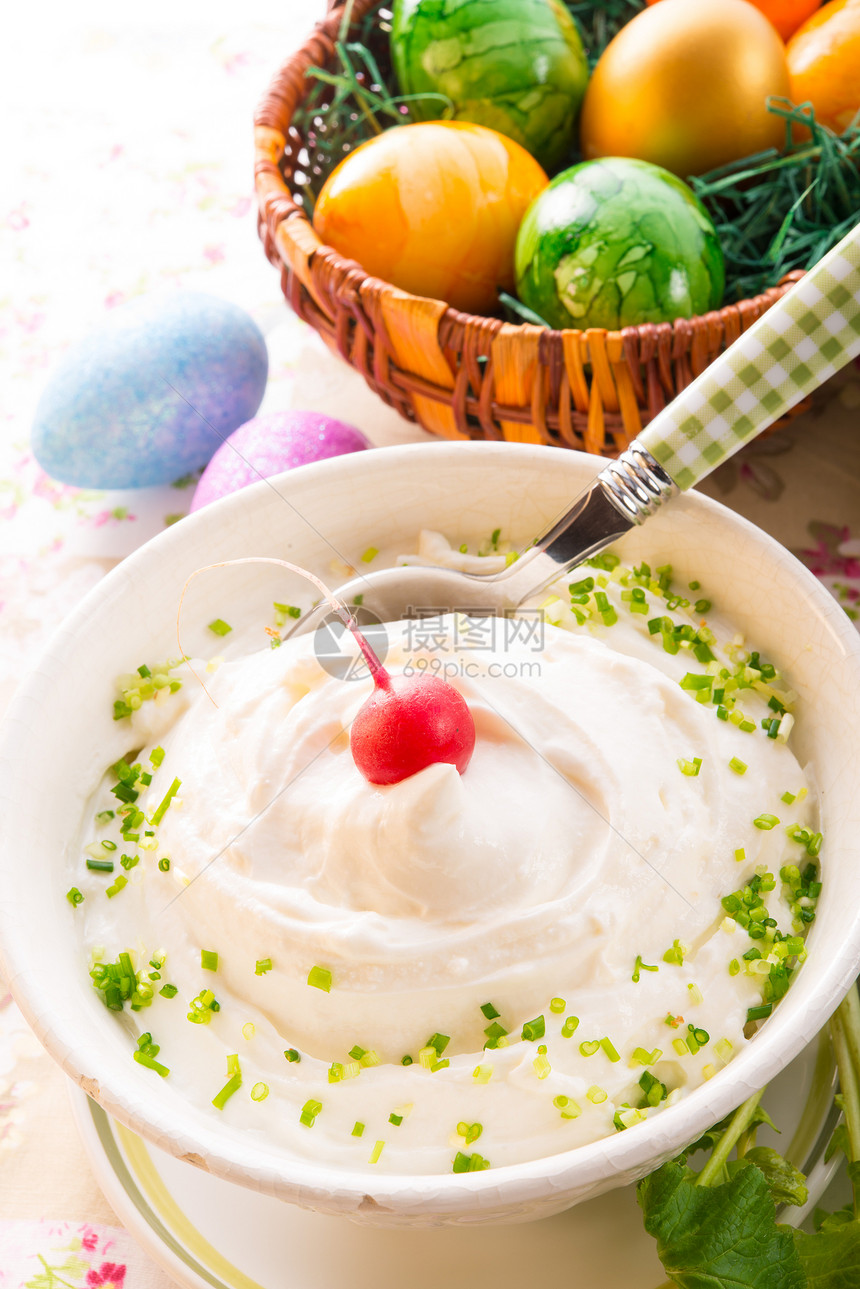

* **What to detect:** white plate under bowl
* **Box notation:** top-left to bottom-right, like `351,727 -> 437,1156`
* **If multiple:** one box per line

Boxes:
70,1030 -> 839,1289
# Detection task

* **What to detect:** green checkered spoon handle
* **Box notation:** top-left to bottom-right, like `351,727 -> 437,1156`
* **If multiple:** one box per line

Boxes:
525,221 -> 860,585
636,221 -> 860,492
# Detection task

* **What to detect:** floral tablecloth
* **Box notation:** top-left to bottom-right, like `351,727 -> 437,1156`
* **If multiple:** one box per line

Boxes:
1,0 -> 859,1284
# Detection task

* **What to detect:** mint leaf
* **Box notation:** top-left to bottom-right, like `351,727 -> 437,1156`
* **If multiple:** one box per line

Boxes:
795,1219 -> 860,1287
638,1160 -> 805,1289
743,1147 -> 808,1207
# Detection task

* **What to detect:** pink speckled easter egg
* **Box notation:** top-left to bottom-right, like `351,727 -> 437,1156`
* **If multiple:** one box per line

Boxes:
190,411 -> 372,511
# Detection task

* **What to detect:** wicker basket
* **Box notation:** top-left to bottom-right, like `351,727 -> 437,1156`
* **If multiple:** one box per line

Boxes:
254,0 -> 805,457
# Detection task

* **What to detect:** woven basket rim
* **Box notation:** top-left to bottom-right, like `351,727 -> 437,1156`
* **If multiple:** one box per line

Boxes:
252,0 -> 803,346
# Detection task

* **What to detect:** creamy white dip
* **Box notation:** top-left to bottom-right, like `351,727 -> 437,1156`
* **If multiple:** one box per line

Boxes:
73,537 -> 819,1173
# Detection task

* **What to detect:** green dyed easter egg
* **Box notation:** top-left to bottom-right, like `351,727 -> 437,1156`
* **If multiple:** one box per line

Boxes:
514,158 -> 726,330
390,0 -> 589,173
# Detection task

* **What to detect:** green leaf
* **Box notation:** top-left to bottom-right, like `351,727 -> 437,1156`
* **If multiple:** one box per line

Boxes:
742,1147 -> 808,1207
815,1206 -> 855,1234
638,1160 -> 805,1289
795,1219 -> 860,1288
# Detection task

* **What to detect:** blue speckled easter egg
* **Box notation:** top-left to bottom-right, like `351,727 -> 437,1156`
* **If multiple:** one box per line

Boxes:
189,411 -> 371,511
31,292 -> 268,488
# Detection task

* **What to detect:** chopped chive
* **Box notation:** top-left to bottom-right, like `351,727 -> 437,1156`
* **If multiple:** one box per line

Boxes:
120,854 -> 139,871
677,757 -> 703,777
457,1121 -> 482,1144
687,982 -> 704,1005
587,1086 -> 607,1104
242,1022 -> 256,1040
561,1016 -> 579,1038
359,1049 -> 380,1068
781,790 -> 797,804
150,746 -> 165,767
208,618 -> 232,636
479,1002 -> 500,1020
579,1040 -> 600,1057
150,778 -> 181,827
631,1047 -> 662,1066
549,997 -> 566,1014
754,814 -> 780,830
133,1033 -> 169,1078
361,547 -> 378,564
729,757 -> 747,775
688,1025 -> 710,1050
158,857 -> 171,872
105,875 -> 127,898
472,1065 -> 493,1083
273,601 -> 301,623
483,1021 -> 508,1048
66,887 -> 84,906
662,939 -> 687,966
328,1062 -> 344,1083
521,1016 -> 545,1042
95,809 -> 116,824
673,1038 -> 690,1056
300,1098 -> 322,1127
600,1037 -> 620,1063
349,1046 -> 366,1062
211,1072 -> 241,1109
747,1003 -> 773,1023
632,955 -> 659,983
255,958 -> 272,975
389,1113 -> 403,1126
86,858 -> 115,872
159,983 -> 178,998
250,1082 -> 269,1102
401,1055 -> 413,1065
533,1052 -> 551,1079
452,1150 -> 490,1172
284,1048 -> 301,1063
352,1121 -> 365,1137
680,673 -> 713,691
307,965 -> 332,992
427,1033 -> 450,1056
369,1140 -> 384,1163
734,847 -> 746,863
201,950 -> 219,972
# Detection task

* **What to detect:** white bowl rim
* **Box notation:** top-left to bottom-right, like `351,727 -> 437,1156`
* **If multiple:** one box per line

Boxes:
2,439 -> 860,1214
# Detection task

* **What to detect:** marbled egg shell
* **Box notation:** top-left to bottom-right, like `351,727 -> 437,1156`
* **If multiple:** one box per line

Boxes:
31,292 -> 268,488
189,411 -> 372,511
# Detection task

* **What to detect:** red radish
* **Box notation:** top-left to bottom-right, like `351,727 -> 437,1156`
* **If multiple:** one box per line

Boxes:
350,669 -> 476,785
341,616 -> 475,785
178,557 -> 476,786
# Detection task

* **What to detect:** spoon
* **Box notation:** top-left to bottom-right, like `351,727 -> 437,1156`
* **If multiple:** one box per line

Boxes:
292,223 -> 860,630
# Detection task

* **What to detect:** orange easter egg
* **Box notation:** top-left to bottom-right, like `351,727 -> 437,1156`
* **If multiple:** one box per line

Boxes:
787,0 -> 860,132
313,121 -> 549,315
581,0 -> 791,177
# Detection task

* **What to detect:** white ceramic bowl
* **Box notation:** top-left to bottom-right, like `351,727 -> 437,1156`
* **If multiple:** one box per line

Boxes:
2,442 -> 860,1226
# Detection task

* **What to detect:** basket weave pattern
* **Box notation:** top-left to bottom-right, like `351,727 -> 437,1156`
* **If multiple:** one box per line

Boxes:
254,0 -> 805,456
